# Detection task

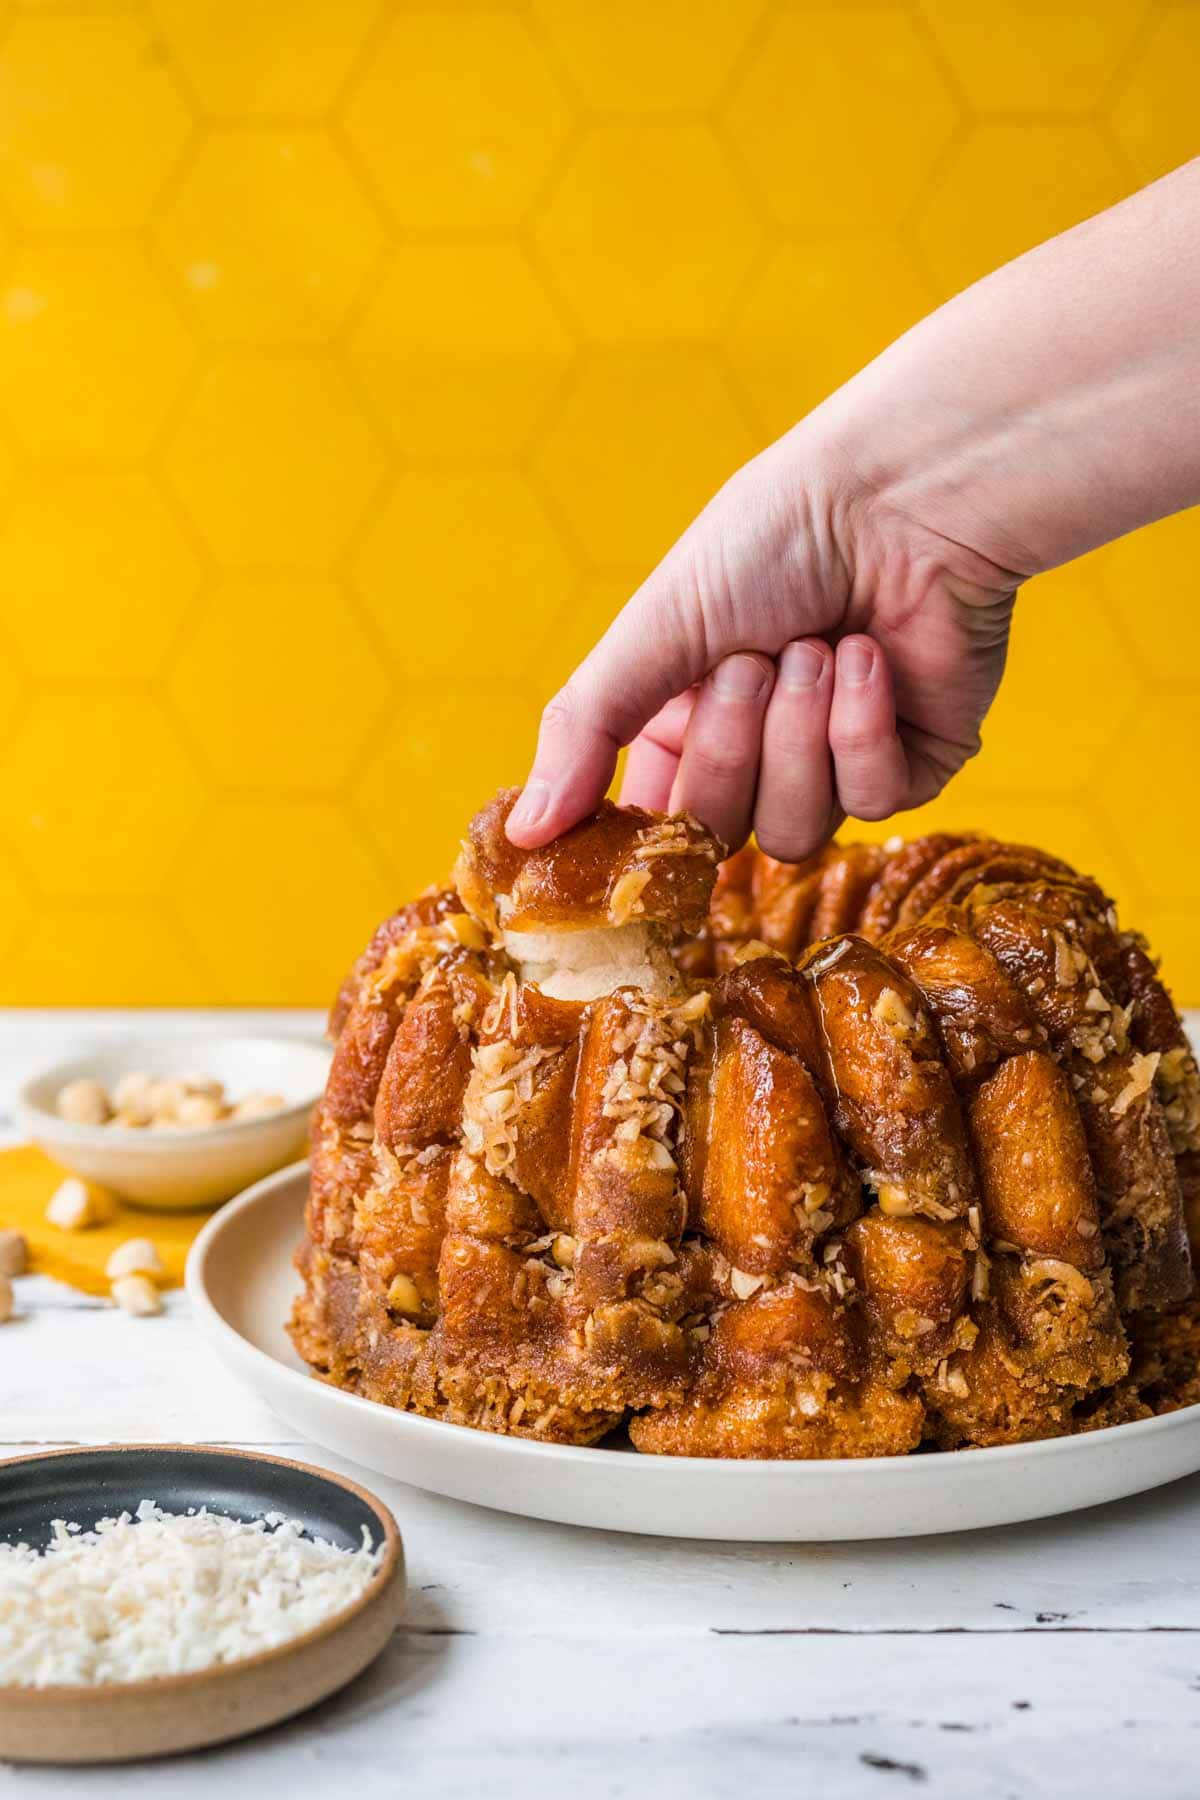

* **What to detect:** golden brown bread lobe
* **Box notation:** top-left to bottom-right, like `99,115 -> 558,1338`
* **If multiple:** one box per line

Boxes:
808,845 -> 888,941
968,885 -> 1191,1311
969,1052 -> 1105,1270
895,841 -> 1074,926
710,846 -> 823,965
803,936 -> 977,1223
456,787 -> 721,936
291,793 -> 1198,1457
927,1261 -> 1128,1448
629,1279 -> 926,1460
883,914 -> 1046,1086
1094,931 -> 1200,1157
857,834 -> 969,940
328,889 -> 464,1039
696,1015 -> 856,1274
843,1210 -> 973,1383
714,954 -> 824,1067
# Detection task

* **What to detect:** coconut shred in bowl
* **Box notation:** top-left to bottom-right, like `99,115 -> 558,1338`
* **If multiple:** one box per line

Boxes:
0,1501 -> 384,1687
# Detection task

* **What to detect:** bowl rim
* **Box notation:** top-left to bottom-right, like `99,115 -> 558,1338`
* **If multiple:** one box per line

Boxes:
0,1443 -> 402,1702
189,1158 -> 1200,1480
15,1035 -> 330,1150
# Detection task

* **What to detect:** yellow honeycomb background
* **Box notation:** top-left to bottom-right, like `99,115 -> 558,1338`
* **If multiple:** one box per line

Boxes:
0,0 -> 1196,1006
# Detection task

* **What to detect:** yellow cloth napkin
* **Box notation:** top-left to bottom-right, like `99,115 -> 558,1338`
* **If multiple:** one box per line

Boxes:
0,1145 -> 210,1295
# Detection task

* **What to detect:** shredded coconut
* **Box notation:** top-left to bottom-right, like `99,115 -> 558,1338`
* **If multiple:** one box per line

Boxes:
462,1040 -> 556,1174
0,1500 -> 383,1688
1111,1051 -> 1161,1118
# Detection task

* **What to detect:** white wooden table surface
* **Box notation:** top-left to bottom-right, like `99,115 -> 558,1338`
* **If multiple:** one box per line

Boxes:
4,1010 -> 1200,1798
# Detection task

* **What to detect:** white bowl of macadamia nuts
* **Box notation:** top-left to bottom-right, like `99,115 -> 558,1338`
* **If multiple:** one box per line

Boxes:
15,1037 -> 331,1210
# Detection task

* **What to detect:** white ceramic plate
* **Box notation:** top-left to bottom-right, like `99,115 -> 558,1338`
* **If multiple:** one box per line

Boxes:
17,1036 -> 331,1210
187,1163 -> 1200,1542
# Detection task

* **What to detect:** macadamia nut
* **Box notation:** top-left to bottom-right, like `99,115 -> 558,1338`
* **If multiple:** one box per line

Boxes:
178,1073 -> 225,1102
57,1079 -> 111,1126
45,1178 -> 112,1230
52,1065 -> 284,1135
0,1229 -> 28,1278
233,1091 -> 287,1120
105,1238 -> 164,1282
111,1273 -> 162,1317
174,1093 -> 224,1128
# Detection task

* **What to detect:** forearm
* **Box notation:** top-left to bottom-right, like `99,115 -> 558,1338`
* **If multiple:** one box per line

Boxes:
507,162 -> 1200,851
812,158 -> 1200,578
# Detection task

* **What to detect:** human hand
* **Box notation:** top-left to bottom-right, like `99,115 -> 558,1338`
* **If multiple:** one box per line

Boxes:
506,417 -> 1019,859
506,161 -> 1200,860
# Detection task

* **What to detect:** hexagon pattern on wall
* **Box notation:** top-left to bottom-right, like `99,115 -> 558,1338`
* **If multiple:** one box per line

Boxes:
0,245 -> 193,460
531,347 -> 757,571
534,122 -> 762,340
166,576 -> 391,791
155,128 -> 386,345
0,0 -> 1195,1007
343,11 -> 572,231
352,470 -> 577,676
0,13 -> 193,231
1,473 -> 203,681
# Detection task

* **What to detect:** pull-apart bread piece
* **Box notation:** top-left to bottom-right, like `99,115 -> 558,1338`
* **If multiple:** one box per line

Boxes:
290,795 -> 1199,1456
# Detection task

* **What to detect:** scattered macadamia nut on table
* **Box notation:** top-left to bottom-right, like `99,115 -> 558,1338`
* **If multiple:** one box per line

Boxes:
45,1178 -> 113,1230
111,1273 -> 163,1317
105,1238 -> 164,1282
0,1229 -> 27,1278
0,1271 -> 13,1323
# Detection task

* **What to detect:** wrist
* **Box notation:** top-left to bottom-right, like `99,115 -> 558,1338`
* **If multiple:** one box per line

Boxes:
805,161 -> 1200,580
786,394 -> 1024,613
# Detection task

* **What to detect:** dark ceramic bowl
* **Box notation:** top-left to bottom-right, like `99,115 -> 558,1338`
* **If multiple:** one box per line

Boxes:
0,1444 -> 404,1764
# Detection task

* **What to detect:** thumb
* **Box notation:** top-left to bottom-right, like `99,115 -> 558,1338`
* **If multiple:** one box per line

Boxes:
506,443 -> 823,847
506,553 -> 715,846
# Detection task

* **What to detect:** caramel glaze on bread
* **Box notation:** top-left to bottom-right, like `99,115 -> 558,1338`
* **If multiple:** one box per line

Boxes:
291,795 -> 1200,1457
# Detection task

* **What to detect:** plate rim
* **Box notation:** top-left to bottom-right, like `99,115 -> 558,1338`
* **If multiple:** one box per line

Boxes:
186,1159 -> 1200,1483
0,1441 -> 402,1703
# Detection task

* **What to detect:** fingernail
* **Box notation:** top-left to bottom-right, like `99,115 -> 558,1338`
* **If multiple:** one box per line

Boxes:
839,640 -> 874,687
508,779 -> 549,831
780,642 -> 824,690
712,654 -> 769,700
